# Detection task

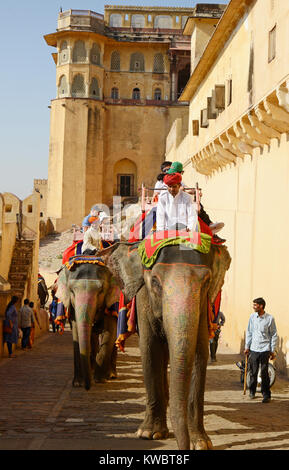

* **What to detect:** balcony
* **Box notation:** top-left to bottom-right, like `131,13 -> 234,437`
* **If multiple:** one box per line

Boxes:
57,9 -> 104,33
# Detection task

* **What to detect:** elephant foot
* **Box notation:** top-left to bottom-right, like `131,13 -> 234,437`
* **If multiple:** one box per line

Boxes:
108,371 -> 118,380
94,376 -> 107,384
136,416 -> 169,440
72,377 -> 83,388
190,432 -> 213,450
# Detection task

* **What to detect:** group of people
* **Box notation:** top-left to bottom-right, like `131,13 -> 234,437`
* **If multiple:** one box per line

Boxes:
3,296 -> 41,358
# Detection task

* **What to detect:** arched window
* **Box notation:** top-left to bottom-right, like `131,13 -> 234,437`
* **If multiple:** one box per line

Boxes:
72,40 -> 87,63
130,52 -> 145,72
154,88 -> 162,101
109,13 -> 122,27
90,43 -> 101,65
58,75 -> 68,97
111,87 -> 119,99
71,74 -> 85,97
153,53 -> 165,73
111,51 -> 120,71
89,78 -> 100,98
154,15 -> 173,29
131,14 -> 145,28
132,88 -> 140,100
114,158 -> 137,197
59,41 -> 68,64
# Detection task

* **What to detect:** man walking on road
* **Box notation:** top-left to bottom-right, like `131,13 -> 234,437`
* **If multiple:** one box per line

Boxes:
18,299 -> 35,350
244,297 -> 278,403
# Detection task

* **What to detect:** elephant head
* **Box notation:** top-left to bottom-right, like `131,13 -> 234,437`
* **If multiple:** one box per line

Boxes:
100,241 -> 231,449
56,262 -> 120,390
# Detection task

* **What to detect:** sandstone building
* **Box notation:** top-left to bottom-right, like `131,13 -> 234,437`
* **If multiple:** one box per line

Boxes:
44,4 -> 225,231
167,0 -> 289,375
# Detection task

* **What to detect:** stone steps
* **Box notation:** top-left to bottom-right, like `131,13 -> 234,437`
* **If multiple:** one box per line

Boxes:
8,240 -> 34,301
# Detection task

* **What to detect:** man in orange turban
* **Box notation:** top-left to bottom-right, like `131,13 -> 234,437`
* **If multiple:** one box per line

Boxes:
157,172 -> 197,232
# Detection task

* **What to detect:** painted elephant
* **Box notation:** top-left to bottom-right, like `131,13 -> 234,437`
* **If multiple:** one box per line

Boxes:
56,261 -> 120,390
100,241 -> 231,450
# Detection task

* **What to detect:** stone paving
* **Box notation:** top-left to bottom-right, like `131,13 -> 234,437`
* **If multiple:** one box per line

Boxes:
0,327 -> 289,451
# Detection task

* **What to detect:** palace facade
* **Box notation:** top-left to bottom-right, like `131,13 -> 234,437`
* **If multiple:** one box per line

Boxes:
44,4 -> 225,231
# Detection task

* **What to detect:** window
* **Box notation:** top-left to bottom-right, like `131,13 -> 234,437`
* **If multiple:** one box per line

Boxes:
109,14 -> 122,27
58,75 -> 68,97
192,120 -> 199,136
132,88 -> 140,100
89,78 -> 100,98
131,14 -> 145,28
200,109 -> 209,128
71,74 -> 85,97
72,40 -> 87,63
227,79 -> 233,106
90,43 -> 101,65
130,52 -> 145,72
154,15 -> 173,29
59,41 -> 68,64
27,205 -> 33,213
111,87 -> 119,99
154,88 -> 162,100
153,53 -> 165,73
268,25 -> 276,63
117,174 -> 134,197
111,51 -> 120,71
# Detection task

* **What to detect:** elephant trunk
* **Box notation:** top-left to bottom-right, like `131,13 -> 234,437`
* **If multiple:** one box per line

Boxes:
163,283 -> 200,450
74,288 -> 98,390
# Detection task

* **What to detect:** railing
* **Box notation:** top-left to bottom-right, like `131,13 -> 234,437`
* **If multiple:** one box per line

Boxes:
59,10 -> 104,20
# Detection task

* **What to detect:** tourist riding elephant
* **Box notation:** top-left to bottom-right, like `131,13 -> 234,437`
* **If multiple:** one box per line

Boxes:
56,260 -> 120,390
100,240 -> 231,450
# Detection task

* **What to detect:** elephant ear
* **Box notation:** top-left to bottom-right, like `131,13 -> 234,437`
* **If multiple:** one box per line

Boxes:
55,267 -> 71,309
208,245 -> 231,304
99,242 -> 144,302
105,275 -> 121,309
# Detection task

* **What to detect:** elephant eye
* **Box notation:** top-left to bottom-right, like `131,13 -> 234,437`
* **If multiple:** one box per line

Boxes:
151,276 -> 162,292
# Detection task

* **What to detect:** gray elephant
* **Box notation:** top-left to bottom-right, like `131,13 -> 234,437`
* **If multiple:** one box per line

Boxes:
56,259 -> 120,390
100,240 -> 231,450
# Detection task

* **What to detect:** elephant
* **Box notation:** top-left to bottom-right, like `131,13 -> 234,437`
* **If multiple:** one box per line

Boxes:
99,240 -> 231,450
56,260 -> 120,390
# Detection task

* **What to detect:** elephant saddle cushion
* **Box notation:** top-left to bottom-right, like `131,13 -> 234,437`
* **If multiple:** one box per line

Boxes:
64,255 -> 105,271
138,227 -> 212,269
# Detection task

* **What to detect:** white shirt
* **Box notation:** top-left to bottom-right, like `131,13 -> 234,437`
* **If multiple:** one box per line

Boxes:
156,190 -> 197,231
81,226 -> 101,253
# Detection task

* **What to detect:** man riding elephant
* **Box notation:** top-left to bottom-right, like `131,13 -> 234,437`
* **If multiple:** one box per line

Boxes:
99,204 -> 231,450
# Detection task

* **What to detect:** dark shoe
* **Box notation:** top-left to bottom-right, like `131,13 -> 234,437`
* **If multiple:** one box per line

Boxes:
262,397 -> 271,403
249,392 -> 255,399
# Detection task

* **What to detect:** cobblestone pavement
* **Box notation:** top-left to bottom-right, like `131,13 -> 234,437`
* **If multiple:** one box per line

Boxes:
1,328 -> 289,451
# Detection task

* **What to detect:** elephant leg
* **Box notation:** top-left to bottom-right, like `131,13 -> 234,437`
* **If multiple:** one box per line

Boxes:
90,326 -> 100,370
72,319 -> 84,387
94,315 -> 117,383
110,344 -> 118,379
136,288 -> 169,440
188,297 -> 212,450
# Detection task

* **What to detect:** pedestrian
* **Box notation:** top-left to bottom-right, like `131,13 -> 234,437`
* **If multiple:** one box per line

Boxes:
3,295 -> 19,358
49,294 -> 58,333
209,311 -> 225,362
28,301 -> 41,348
18,299 -> 35,351
244,297 -> 278,403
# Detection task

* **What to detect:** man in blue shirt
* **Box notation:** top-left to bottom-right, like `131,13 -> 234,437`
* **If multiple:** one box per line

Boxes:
244,297 -> 278,403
